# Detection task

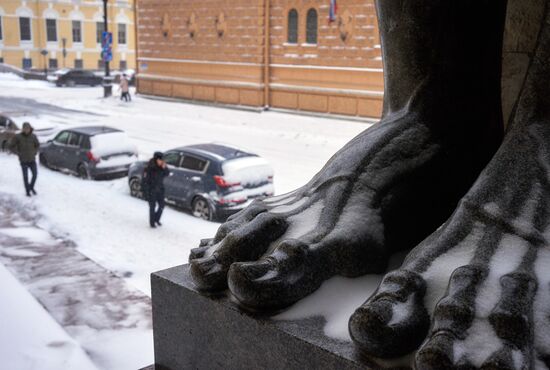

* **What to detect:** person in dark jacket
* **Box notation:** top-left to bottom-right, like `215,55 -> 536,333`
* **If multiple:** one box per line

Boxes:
9,122 -> 40,197
144,151 -> 170,228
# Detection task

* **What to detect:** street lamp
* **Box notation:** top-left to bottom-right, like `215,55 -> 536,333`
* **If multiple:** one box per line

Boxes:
102,0 -> 113,97
40,49 -> 48,76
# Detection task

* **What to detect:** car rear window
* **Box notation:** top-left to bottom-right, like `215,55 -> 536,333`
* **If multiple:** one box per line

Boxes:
222,156 -> 273,185
90,131 -> 136,157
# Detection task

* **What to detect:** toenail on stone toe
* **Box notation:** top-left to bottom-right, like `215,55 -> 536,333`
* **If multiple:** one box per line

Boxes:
232,260 -> 273,281
189,246 -> 209,260
416,332 -> 455,370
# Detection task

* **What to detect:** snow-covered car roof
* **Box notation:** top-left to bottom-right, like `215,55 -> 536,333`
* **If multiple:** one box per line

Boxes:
2,113 -> 58,131
53,68 -> 71,75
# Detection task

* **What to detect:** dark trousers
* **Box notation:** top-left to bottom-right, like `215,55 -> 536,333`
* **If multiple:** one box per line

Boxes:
121,92 -> 131,102
21,161 -> 37,194
148,192 -> 165,226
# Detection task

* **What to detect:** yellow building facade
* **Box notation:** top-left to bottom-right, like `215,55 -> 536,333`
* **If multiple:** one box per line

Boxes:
0,0 -> 136,71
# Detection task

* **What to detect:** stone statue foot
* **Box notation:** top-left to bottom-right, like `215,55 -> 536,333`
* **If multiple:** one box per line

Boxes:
189,108 -> 498,309
350,8 -> 550,366
349,110 -> 550,369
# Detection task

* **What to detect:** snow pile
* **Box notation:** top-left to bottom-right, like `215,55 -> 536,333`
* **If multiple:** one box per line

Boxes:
275,275 -> 382,340
0,264 -> 98,370
222,156 -> 274,186
90,131 -> 137,158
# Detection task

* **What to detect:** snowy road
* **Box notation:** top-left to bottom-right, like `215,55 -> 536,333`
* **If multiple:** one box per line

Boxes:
0,73 -> 372,295
0,73 -> 374,369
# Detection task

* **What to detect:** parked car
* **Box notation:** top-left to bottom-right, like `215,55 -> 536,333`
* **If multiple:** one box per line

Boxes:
128,144 -> 275,221
40,126 -> 138,180
0,114 -> 58,151
48,69 -> 103,87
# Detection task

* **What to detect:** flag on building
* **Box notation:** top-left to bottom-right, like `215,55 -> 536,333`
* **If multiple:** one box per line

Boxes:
329,0 -> 338,23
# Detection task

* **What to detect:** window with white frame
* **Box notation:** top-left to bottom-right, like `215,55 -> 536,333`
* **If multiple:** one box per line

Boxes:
118,23 -> 127,45
46,18 -> 57,42
19,17 -> 31,41
72,20 -> 82,43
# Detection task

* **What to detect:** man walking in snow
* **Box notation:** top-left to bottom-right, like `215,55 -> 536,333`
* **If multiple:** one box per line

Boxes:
144,152 -> 170,228
9,122 -> 40,197
119,74 -> 131,102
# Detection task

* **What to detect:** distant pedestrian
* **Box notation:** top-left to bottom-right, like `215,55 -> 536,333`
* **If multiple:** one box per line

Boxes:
9,122 -> 40,197
119,74 -> 131,102
143,151 -> 170,228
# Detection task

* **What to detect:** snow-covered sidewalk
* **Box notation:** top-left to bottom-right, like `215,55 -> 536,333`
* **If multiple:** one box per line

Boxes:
0,263 -> 98,370
0,193 -> 153,370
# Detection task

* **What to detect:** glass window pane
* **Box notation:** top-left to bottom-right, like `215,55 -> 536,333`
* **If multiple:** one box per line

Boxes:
68,133 -> 80,146
164,152 -> 181,167
96,22 -> 105,43
19,17 -> 31,41
48,58 -> 58,69
72,21 -> 82,43
46,19 -> 57,42
54,131 -> 70,144
118,23 -> 126,45
288,9 -> 298,44
22,58 -> 32,70
0,17 -> 3,41
306,9 -> 318,44
181,156 -> 207,172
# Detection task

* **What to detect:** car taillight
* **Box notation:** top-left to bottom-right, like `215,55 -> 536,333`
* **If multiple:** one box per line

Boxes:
213,175 -> 240,188
86,151 -> 100,163
218,198 -> 247,205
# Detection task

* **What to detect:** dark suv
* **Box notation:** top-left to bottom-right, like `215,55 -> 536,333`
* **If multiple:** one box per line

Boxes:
40,126 -> 138,179
128,144 -> 275,221
50,69 -> 103,87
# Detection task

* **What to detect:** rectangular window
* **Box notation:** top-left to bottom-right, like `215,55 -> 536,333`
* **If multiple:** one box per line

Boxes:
22,58 -> 32,70
48,58 -> 58,69
181,156 -> 208,172
0,58 -> 4,64
46,19 -> 57,42
120,60 -> 127,70
0,17 -> 3,41
117,23 -> 126,45
72,21 -> 82,43
96,22 -> 105,44
19,17 -> 31,41
75,59 -> 83,69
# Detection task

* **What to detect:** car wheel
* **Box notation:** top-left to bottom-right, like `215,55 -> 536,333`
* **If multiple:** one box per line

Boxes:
1,141 -> 6,152
192,197 -> 213,221
129,177 -> 144,199
77,164 -> 91,180
39,154 -> 49,168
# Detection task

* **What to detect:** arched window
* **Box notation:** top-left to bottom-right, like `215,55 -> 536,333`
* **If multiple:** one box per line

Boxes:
306,8 -> 318,44
287,9 -> 298,44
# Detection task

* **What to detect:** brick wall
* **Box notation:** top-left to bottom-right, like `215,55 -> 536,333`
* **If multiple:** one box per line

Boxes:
136,0 -> 384,118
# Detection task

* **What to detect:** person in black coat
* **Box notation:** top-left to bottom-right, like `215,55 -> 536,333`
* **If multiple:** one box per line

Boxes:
143,151 -> 170,228
9,122 -> 40,197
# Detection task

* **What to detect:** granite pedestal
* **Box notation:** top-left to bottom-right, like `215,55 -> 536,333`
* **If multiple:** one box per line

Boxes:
151,264 -> 406,370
